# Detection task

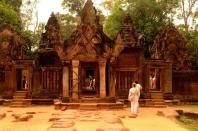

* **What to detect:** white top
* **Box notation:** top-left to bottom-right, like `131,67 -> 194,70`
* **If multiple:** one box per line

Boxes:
136,83 -> 142,98
128,87 -> 139,101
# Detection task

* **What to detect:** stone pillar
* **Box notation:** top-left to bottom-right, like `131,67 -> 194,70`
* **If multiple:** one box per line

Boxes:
72,60 -> 79,100
164,62 -> 172,93
28,67 -> 33,98
99,60 -> 106,98
109,63 -> 116,97
62,66 -> 69,97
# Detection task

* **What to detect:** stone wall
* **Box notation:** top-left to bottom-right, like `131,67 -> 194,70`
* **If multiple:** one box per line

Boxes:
173,71 -> 198,102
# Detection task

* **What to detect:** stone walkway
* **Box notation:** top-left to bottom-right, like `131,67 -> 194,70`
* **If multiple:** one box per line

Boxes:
47,110 -> 129,131
0,106 -> 191,131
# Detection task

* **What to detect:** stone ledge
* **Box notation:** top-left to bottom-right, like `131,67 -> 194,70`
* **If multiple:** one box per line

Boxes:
54,102 -> 124,110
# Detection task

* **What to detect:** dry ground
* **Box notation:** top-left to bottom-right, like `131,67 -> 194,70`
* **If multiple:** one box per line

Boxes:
0,105 -> 191,131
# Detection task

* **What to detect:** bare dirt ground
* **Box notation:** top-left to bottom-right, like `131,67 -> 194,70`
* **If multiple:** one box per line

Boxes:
0,105 -> 190,131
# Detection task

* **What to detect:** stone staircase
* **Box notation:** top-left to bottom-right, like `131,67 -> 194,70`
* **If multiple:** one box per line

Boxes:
149,90 -> 166,108
54,96 -> 124,110
11,91 -> 31,107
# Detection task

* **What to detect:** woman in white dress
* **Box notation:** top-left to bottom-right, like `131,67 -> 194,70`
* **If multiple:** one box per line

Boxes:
128,82 -> 139,117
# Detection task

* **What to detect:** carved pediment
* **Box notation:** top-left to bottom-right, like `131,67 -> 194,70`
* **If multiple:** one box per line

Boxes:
112,15 -> 139,60
64,0 -> 112,60
151,26 -> 189,70
0,25 -> 27,61
114,15 -> 139,48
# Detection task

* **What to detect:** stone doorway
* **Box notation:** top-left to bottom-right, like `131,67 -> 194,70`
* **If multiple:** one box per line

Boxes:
149,68 -> 161,91
16,69 -> 28,91
80,62 -> 99,97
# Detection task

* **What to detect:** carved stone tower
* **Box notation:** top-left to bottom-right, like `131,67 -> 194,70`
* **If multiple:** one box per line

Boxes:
40,12 -> 63,49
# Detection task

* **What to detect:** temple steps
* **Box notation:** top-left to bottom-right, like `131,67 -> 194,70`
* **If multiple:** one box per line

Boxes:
150,91 -> 166,108
11,91 -> 31,107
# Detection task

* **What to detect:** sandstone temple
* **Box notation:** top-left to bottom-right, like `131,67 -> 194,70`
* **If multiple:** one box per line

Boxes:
0,0 -> 197,107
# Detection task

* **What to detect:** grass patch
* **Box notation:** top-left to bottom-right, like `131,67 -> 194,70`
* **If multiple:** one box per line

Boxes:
177,115 -> 198,131
176,105 -> 198,113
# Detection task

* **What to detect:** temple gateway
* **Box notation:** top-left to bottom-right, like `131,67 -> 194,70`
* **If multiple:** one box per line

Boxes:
0,0 -> 198,106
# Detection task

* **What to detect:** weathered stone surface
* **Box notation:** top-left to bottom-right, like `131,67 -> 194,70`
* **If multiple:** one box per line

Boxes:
117,115 -> 125,118
51,121 -> 75,128
47,128 -> 76,131
103,117 -> 122,124
12,114 -> 21,119
60,106 -> 67,111
12,114 -> 33,122
97,123 -> 130,131
78,118 -> 98,122
26,112 -> 36,114
49,117 -> 60,122
0,113 -> 6,119
156,111 -> 165,117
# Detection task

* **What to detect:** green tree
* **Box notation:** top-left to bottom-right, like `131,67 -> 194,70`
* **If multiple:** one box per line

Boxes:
1,0 -> 22,12
20,0 -> 39,30
104,0 -> 179,41
104,0 -> 180,57
177,0 -> 198,32
62,0 -> 84,15
0,0 -> 21,30
55,13 -> 80,39
103,0 -> 125,39
176,0 -> 198,68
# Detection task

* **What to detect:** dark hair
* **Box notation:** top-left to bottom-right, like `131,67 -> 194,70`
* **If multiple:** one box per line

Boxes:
135,81 -> 138,84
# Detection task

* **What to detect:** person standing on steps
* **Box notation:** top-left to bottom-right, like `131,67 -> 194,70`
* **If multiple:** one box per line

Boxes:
22,76 -> 28,90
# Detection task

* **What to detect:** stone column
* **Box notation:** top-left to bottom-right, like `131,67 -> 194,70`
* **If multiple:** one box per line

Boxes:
28,67 -> 33,98
164,62 -> 172,93
62,66 -> 69,97
99,60 -> 106,98
72,60 -> 79,100
109,62 -> 116,97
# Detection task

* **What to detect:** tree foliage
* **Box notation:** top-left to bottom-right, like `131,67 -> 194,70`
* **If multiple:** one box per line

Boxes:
0,0 -> 21,30
62,0 -> 84,16
20,0 -> 39,30
176,0 -> 198,67
55,13 -> 80,39
176,0 -> 198,32
104,0 -> 179,42
103,0 -> 125,39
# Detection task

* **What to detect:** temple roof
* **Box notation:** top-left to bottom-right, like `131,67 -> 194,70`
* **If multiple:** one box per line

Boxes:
39,13 -> 63,52
115,15 -> 139,47
151,25 -> 189,70
64,0 -> 112,60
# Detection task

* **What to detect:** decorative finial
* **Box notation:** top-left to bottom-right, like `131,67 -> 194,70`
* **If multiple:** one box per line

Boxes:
81,0 -> 96,25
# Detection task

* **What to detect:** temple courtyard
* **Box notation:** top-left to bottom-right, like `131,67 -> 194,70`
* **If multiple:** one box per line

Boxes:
0,105 -> 197,131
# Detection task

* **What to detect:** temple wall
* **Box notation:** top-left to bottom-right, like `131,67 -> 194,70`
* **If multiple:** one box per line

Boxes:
173,71 -> 198,101
32,69 -> 42,98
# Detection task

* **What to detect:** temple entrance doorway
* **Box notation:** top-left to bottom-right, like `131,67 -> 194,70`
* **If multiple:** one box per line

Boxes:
16,69 -> 28,91
80,62 -> 99,97
149,68 -> 161,91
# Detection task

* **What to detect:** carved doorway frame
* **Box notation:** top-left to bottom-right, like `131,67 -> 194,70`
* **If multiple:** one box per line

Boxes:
79,62 -> 99,97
